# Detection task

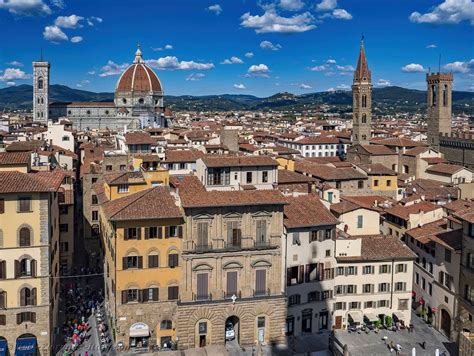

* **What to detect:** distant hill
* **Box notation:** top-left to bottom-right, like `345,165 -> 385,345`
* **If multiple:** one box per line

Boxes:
1,84 -> 473,114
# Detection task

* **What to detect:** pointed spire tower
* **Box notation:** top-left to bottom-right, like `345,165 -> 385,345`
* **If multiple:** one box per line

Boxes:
352,36 -> 372,145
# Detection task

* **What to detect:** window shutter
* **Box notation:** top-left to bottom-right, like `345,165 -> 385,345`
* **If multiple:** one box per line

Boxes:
0,199 -> 4,214
158,227 -> 163,239
17,313 -> 21,325
305,265 -> 310,283
122,257 -> 128,270
20,289 -> 25,307
153,288 -> 159,301
31,260 -> 37,277
14,260 -> 19,279
121,290 -> 127,304
0,261 -> 5,279
138,256 -> 143,269
31,312 -> 36,323
138,289 -> 143,303
0,292 -> 5,309
32,288 -> 37,306
256,269 -> 266,294
178,226 -> 183,238
148,255 -> 153,268
137,228 -> 141,240
197,273 -> 208,298
165,226 -> 171,239
227,271 -> 237,296
124,229 -> 129,241
299,265 -> 304,284
144,228 -> 149,240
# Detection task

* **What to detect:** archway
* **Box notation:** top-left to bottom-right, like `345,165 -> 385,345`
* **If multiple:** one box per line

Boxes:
441,309 -> 451,338
0,336 -> 8,356
16,333 -> 37,356
225,315 -> 240,344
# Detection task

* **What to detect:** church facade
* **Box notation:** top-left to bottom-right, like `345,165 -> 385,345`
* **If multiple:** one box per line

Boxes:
33,47 -> 171,130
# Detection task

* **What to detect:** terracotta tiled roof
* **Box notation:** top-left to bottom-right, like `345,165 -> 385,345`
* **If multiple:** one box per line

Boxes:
371,137 -> 426,147
278,170 -> 316,184
178,176 -> 286,208
163,149 -> 204,163
330,200 -> 362,215
356,163 -> 397,176
116,62 -> 162,93
336,235 -> 416,262
102,186 -> 181,221
200,155 -> 277,168
385,201 -> 439,220
358,144 -> 397,155
295,161 -> 367,181
426,163 -> 467,175
284,195 -> 338,229
443,199 -> 474,213
342,195 -> 396,212
405,219 -> 462,250
422,157 -> 447,165
103,171 -> 145,185
0,170 -> 63,193
404,146 -> 431,156
354,42 -> 371,82
125,132 -> 155,145
6,140 -> 45,152
454,207 -> 474,224
0,151 -> 30,165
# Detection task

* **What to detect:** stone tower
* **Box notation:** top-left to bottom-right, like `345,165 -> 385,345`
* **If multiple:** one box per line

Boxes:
352,37 -> 372,145
426,71 -> 453,149
33,60 -> 50,123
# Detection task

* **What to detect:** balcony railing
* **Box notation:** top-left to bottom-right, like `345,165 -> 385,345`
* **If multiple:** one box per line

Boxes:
224,291 -> 242,299
253,288 -> 271,297
193,292 -> 212,302
184,238 -> 277,253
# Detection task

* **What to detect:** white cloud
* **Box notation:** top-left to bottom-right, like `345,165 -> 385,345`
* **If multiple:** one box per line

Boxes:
99,60 -> 129,77
51,0 -> 64,8
0,0 -> 51,16
221,56 -> 244,64
326,87 -> 335,92
245,52 -> 254,58
43,25 -> 68,42
259,40 -> 282,51
443,59 -> 474,73
331,9 -> 352,20
55,15 -> 84,29
88,70 -> 96,75
326,59 -> 336,64
87,16 -> 103,26
316,0 -> 337,12
309,65 -> 327,72
426,44 -> 437,48
241,8 -> 316,33
153,44 -> 173,51
336,64 -> 355,72
336,84 -> 350,90
186,73 -> 205,81
70,36 -> 83,43
376,79 -> 391,86
409,0 -> 474,25
401,63 -> 427,73
145,56 -> 215,70
0,68 -> 31,81
6,81 -> 16,86
233,83 -> 246,89
279,0 -> 304,11
300,84 -> 312,89
208,4 -> 222,15
7,61 -> 23,67
247,64 -> 270,77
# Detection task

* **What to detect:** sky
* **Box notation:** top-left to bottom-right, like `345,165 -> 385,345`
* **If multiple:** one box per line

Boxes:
0,0 -> 473,97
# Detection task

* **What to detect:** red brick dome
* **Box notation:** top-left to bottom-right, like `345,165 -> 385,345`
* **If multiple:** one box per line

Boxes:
115,47 -> 163,93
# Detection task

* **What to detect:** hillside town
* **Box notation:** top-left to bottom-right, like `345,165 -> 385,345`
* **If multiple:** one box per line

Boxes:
0,39 -> 473,356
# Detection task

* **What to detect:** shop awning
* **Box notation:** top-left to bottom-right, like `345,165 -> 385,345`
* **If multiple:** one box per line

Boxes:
15,337 -> 36,355
364,313 -> 378,322
0,339 -> 8,356
129,323 -> 150,338
393,312 -> 405,321
348,313 -> 362,324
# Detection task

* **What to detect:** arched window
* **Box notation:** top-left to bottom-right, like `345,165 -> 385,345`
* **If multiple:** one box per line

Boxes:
362,114 -> 367,124
355,94 -> 359,108
20,287 -> 36,306
40,98 -> 44,104
122,98 -> 127,104
37,98 -> 40,104
168,252 -> 179,268
138,98 -> 144,104
38,77 -> 43,90
443,85 -> 447,106
19,228 -> 31,247
160,320 -> 172,330
362,95 -> 367,108
432,85 -> 437,106
19,258 -> 33,277
362,135 -> 367,141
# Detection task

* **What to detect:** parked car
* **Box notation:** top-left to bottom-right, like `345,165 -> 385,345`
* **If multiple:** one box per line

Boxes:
225,322 -> 235,341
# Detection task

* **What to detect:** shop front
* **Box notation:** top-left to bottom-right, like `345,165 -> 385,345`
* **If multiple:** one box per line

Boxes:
129,322 -> 150,349
15,335 -> 37,356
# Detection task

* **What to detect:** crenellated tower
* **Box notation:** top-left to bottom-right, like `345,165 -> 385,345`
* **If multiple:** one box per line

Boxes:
352,37 -> 372,145
426,71 -> 453,149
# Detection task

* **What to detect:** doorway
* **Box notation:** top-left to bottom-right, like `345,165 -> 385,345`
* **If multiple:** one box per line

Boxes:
335,316 -> 342,329
441,309 -> 451,339
225,315 -> 240,343
199,335 -> 206,347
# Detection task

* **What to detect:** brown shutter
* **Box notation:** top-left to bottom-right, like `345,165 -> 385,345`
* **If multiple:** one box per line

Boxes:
124,228 -> 129,241
197,273 -> 208,298
138,256 -> 143,269
305,265 -> 310,283
17,313 -> 21,324
0,292 -> 5,309
32,288 -> 37,306
286,268 -> 292,286
153,288 -> 159,301
14,260 -> 19,279
299,265 -> 304,284
122,257 -> 128,270
138,289 -> 143,303
31,260 -> 37,277
165,226 -> 170,239
0,199 -> 4,214
137,228 -> 141,240
20,289 -> 25,307
256,269 -> 266,294
158,227 -> 163,239
121,290 -> 127,304
178,226 -> 183,238
148,255 -> 153,268
0,261 -> 5,279
227,271 -> 237,296
144,228 -> 149,240
31,312 -> 36,323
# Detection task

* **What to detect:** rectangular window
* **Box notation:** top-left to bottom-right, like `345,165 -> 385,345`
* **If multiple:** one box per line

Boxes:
147,288 -> 159,302
288,294 -> 301,306
255,269 -> 266,295
92,210 -> 98,221
415,272 -> 419,285
18,197 -> 31,212
374,179 -> 379,187
396,264 -> 407,273
91,195 -> 98,205
357,215 -> 363,228
226,271 -> 238,298
310,230 -> 318,242
148,255 -> 159,268
168,254 -> 179,268
428,283 -> 433,295
292,232 -> 300,246
398,299 -> 408,311
118,184 -> 129,193
145,227 -> 158,239
120,164 -> 126,171
197,273 -> 209,300
262,171 -> 268,183
124,227 -> 140,240
227,221 -> 242,248
334,302 -> 346,311
345,266 -> 357,275
106,165 -> 112,171
379,283 -> 390,292
363,265 -> 374,274
395,282 -> 406,292
358,180 -> 364,189
197,222 -> 209,249
387,180 -> 392,187
246,172 -> 253,184
168,286 -> 179,300
256,220 -> 267,245
378,300 -> 388,308
349,301 -> 360,309
379,264 -> 390,274
325,249 -> 331,257
308,291 -> 320,302
59,224 -> 68,232
445,249 -> 452,263
363,284 -> 373,293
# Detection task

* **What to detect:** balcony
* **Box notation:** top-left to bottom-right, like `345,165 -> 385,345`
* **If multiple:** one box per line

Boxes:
253,288 -> 271,297
183,237 -> 278,254
193,292 -> 212,302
